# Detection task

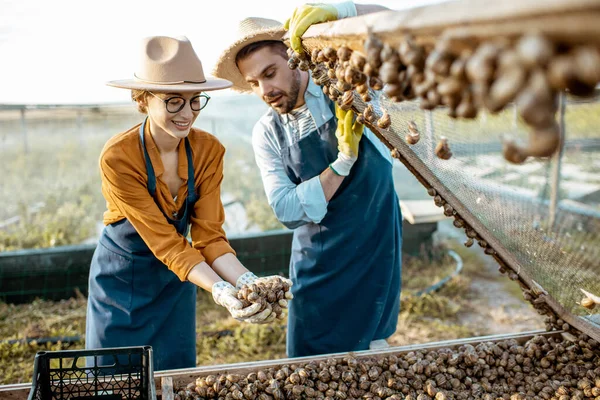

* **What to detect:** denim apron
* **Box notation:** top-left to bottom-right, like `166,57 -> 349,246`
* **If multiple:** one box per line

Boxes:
86,118 -> 198,371
272,101 -> 402,357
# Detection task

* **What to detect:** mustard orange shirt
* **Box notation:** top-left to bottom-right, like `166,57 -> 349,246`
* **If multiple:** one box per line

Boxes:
99,122 -> 235,281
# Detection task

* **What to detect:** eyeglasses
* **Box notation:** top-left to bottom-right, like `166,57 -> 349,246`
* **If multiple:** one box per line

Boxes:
149,92 -> 211,113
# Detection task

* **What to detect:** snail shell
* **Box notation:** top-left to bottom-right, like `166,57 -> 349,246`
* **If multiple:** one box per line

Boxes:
370,76 -> 384,91
516,33 -> 554,68
350,52 -> 367,70
287,58 -> 299,70
363,104 -> 377,123
377,110 -> 391,129
356,83 -> 369,94
406,128 -> 420,145
322,47 -> 337,62
337,46 -> 352,62
486,67 -> 526,113
298,60 -> 311,71
340,90 -> 354,111
443,203 -> 454,217
435,137 -> 453,160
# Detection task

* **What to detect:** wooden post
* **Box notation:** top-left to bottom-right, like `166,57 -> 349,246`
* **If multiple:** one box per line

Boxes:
20,108 -> 28,154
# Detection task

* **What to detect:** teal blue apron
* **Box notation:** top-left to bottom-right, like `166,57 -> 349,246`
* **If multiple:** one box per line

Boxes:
86,118 -> 198,371
271,100 -> 402,357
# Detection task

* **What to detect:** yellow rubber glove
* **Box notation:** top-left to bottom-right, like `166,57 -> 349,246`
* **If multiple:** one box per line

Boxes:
330,104 -> 364,176
284,4 -> 339,55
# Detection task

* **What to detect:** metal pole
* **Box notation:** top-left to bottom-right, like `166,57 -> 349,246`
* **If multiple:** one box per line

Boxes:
20,108 -> 28,154
549,93 -> 566,230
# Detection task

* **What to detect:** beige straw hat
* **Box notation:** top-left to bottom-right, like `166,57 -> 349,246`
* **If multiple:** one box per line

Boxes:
212,18 -> 285,93
108,36 -> 232,92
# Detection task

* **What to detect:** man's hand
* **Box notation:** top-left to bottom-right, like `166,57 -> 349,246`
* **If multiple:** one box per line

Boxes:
329,104 -> 364,176
284,2 -> 356,55
284,4 -> 337,55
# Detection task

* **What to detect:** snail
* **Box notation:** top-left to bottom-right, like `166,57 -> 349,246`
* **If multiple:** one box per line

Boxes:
435,137 -> 453,160
516,33 -> 554,69
340,90 -> 354,111
337,46 -> 352,62
370,76 -> 384,90
377,110 -> 392,129
405,121 -> 421,144
287,58 -> 299,70
363,104 -> 377,123
502,122 -> 560,164
298,60 -> 311,71
580,288 -> 600,310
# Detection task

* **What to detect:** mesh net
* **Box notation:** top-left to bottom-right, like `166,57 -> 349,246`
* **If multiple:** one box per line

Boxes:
352,89 -> 600,339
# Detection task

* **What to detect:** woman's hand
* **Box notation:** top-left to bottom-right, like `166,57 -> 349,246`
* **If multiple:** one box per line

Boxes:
236,272 -> 294,302
211,281 -> 263,319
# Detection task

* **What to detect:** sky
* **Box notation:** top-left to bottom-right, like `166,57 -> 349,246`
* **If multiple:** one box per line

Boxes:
0,0 -> 445,105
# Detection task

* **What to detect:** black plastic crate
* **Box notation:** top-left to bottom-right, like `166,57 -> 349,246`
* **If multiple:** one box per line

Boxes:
28,346 -> 156,400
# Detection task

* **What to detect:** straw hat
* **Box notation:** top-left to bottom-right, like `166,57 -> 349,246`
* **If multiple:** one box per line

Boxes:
108,36 -> 232,92
213,18 -> 285,93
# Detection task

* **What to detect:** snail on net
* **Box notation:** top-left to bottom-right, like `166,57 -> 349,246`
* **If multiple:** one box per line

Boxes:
406,121 -> 420,145
435,137 -> 453,160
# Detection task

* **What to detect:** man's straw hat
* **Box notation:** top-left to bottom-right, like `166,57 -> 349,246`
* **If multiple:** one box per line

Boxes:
108,36 -> 232,92
213,18 -> 285,93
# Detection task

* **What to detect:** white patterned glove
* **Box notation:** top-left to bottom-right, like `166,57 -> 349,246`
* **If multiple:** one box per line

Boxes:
212,281 -> 262,320
236,271 -> 259,289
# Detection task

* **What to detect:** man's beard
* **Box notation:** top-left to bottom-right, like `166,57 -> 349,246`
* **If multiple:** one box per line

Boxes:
264,69 -> 301,114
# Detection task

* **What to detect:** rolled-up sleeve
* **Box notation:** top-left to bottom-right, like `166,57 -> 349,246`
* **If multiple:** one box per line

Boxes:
252,121 -> 328,229
190,143 -> 235,265
100,147 -> 205,281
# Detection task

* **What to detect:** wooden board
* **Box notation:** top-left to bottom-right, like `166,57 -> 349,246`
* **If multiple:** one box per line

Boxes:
292,0 -> 600,52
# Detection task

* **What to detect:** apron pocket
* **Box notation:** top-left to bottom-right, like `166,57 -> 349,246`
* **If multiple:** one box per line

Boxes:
92,241 -> 134,310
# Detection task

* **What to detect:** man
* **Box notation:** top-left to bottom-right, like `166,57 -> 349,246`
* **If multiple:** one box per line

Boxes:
213,2 -> 401,357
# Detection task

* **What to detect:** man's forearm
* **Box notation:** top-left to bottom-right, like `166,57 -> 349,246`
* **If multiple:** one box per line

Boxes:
319,167 -> 346,201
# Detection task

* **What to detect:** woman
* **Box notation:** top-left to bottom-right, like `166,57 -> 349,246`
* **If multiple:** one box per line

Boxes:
86,36 -> 291,371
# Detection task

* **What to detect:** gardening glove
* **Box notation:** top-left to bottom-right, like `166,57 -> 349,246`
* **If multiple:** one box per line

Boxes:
212,281 -> 262,320
236,272 -> 294,302
329,104 -> 364,176
284,1 -> 357,55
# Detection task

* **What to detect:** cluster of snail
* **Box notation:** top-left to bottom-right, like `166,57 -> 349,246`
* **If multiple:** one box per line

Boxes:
174,333 -> 599,400
237,277 -> 291,320
289,32 -> 600,165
